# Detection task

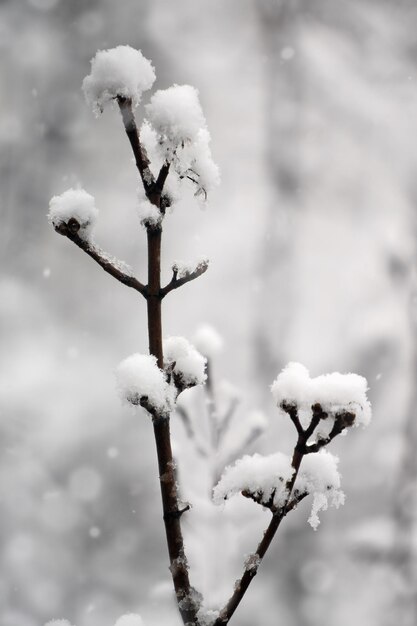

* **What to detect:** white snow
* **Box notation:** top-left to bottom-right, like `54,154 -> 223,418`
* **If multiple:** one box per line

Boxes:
172,257 -> 209,279
146,84 -> 206,147
213,449 -> 344,530
193,324 -> 223,358
48,188 -> 98,241
83,45 -> 155,115
164,336 -> 206,388
115,353 -> 175,415
295,450 -> 345,530
271,362 -> 371,427
213,452 -> 293,507
114,615 -> 145,626
143,85 -> 219,200
44,621 -> 75,626
137,188 -> 161,227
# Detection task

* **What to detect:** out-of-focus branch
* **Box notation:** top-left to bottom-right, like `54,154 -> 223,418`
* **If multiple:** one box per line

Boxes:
160,260 -> 209,298
55,220 -> 147,297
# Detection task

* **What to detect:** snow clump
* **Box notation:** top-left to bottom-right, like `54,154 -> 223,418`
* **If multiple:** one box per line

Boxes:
48,188 -> 98,241
137,187 -> 161,228
143,85 -> 219,199
213,449 -> 344,530
115,353 -> 175,415
295,450 -> 345,530
271,362 -> 371,427
83,45 -> 155,115
213,452 -> 293,508
193,324 -> 223,358
164,336 -> 206,389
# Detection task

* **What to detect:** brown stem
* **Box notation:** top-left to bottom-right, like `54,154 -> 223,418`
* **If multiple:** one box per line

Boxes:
214,430 -> 308,626
146,224 -> 198,625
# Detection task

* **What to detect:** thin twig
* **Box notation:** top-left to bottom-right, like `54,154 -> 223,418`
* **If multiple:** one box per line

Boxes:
160,260 -> 209,298
55,222 -> 147,297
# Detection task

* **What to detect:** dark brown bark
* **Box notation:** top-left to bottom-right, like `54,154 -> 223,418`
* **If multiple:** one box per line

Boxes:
146,221 -> 197,624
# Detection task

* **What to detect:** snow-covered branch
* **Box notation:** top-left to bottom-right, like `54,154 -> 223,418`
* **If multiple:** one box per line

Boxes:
161,259 -> 209,297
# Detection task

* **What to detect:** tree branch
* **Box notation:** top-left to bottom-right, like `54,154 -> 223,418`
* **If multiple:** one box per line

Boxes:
160,260 -> 209,298
214,430 -> 308,626
117,97 -> 171,210
55,221 -> 147,297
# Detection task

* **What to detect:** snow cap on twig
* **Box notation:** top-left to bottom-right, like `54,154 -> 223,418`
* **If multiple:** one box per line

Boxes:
271,362 -> 371,427
144,85 -> 219,200
48,188 -> 98,241
164,336 -> 206,390
83,45 -> 155,115
115,353 -> 175,416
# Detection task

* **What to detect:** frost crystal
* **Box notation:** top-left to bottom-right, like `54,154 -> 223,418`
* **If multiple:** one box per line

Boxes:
213,452 -> 293,507
271,362 -> 371,427
164,336 -> 206,389
48,188 -> 98,241
193,324 -> 223,358
83,45 -> 155,115
114,615 -> 145,626
115,353 -> 175,415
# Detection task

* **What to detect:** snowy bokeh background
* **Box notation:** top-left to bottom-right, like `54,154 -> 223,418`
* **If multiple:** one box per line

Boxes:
1,0 -> 417,625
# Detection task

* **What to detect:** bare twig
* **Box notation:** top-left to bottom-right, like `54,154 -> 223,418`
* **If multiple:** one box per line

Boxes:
55,221 -> 147,297
160,260 -> 209,298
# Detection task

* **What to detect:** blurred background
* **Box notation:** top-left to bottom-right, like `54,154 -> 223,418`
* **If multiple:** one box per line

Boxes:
1,0 -> 416,624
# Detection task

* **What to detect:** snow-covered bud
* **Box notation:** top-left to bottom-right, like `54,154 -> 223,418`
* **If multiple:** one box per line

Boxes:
164,336 -> 206,392
115,353 -> 175,416
144,85 -> 219,201
48,188 -> 98,241
146,85 -> 206,148
271,362 -> 371,429
193,324 -> 223,359
82,45 -> 155,115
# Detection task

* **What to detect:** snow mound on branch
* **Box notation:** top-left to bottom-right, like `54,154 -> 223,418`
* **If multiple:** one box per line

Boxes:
146,84 -> 205,146
164,336 -> 206,388
172,257 -> 209,279
48,188 -> 98,241
271,362 -> 371,427
137,187 -> 161,228
213,449 -> 344,530
213,452 -> 293,508
83,45 -> 155,115
193,324 -> 223,358
143,85 -> 219,201
114,615 -> 145,626
295,451 -> 345,530
44,621 -> 75,626
115,353 -> 175,415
